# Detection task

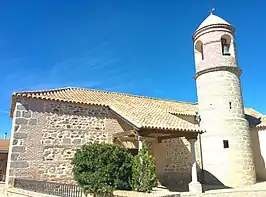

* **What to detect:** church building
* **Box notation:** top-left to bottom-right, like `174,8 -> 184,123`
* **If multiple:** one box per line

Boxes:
5,13 -> 266,193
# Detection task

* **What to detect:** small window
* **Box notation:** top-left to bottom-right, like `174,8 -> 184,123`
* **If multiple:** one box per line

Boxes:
221,37 -> 230,56
229,102 -> 232,109
223,140 -> 229,149
195,40 -> 204,62
200,44 -> 204,60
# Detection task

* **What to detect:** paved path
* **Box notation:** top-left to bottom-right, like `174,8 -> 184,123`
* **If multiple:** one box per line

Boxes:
2,182 -> 266,197
180,181 -> 266,197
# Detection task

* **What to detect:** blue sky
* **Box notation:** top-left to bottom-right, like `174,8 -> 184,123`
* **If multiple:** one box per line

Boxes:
0,0 -> 265,138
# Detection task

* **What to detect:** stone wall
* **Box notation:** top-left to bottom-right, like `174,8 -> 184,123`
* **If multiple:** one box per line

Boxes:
6,98 -> 125,185
251,127 -> 266,181
194,23 -> 256,186
0,153 -> 8,181
154,137 -> 198,189
152,114 -> 202,189
6,98 -> 200,187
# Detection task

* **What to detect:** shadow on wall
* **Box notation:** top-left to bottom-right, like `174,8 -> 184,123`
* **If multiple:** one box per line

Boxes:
152,138 -> 222,192
153,137 -> 192,192
153,136 -> 232,192
201,170 -> 231,192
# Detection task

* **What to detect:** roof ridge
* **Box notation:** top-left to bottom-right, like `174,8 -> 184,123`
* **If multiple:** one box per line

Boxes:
68,87 -> 196,105
12,87 -> 73,96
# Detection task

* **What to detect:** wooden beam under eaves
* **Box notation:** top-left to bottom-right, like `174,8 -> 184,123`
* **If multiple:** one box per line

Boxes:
113,130 -> 136,138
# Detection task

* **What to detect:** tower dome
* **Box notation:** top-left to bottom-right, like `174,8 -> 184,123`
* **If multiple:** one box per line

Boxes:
196,13 -> 231,31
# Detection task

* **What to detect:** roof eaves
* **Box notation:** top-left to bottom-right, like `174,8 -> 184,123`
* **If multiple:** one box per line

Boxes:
139,125 -> 205,133
10,91 -> 108,118
169,111 -> 196,116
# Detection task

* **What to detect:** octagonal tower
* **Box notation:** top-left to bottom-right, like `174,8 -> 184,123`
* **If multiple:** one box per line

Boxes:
193,13 -> 256,187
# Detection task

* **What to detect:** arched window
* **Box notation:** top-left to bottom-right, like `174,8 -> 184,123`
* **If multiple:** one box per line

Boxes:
195,40 -> 204,63
221,35 -> 231,56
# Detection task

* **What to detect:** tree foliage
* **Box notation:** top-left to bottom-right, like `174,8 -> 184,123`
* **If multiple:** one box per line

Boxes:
72,143 -> 133,196
131,141 -> 157,192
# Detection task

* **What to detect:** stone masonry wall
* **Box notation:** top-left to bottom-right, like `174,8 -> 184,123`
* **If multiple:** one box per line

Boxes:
6,98 -> 201,187
6,98 -> 125,185
153,114 -> 202,188
154,135 -> 202,189
194,25 -> 256,187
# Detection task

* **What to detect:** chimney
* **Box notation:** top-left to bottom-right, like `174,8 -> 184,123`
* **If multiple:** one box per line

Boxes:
4,133 -> 7,139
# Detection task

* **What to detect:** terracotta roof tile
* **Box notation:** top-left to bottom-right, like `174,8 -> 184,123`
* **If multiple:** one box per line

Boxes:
10,87 -> 265,132
11,87 -> 202,133
0,139 -> 10,152
245,108 -> 263,118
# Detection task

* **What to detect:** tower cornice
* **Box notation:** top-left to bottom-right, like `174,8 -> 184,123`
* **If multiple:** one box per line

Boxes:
193,24 -> 235,41
194,66 -> 242,80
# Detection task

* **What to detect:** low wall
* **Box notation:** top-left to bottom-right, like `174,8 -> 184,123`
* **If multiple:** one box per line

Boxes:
5,187 -> 266,197
5,188 -> 180,197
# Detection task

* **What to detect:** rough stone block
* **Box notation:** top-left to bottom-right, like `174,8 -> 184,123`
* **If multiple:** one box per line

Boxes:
11,153 -> 19,161
22,111 -> 32,118
72,139 -> 81,144
9,169 -> 14,176
29,119 -> 37,125
63,138 -> 71,144
12,146 -> 26,153
10,161 -> 29,168
15,111 -> 21,117
13,139 -> 19,145
14,132 -> 28,139
15,118 -> 28,125
14,125 -> 20,132
17,103 -> 29,110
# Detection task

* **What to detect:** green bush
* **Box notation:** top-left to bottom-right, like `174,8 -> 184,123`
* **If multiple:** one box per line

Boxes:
72,143 -> 133,196
131,141 -> 157,192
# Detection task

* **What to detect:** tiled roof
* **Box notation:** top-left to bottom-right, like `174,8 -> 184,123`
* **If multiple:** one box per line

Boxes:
11,87 -> 202,133
0,139 -> 10,152
245,108 -> 263,118
244,108 -> 266,128
10,87 -> 265,131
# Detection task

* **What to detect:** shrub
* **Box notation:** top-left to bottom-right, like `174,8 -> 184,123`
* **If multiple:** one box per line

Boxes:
131,141 -> 157,192
72,143 -> 133,196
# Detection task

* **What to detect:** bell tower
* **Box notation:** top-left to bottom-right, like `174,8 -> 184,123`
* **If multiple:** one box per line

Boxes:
193,13 -> 256,187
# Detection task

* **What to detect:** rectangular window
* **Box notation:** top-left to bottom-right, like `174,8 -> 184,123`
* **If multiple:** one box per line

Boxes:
221,38 -> 230,56
223,140 -> 229,149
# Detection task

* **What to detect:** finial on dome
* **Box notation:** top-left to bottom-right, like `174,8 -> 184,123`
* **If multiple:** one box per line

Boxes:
210,8 -> 215,15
